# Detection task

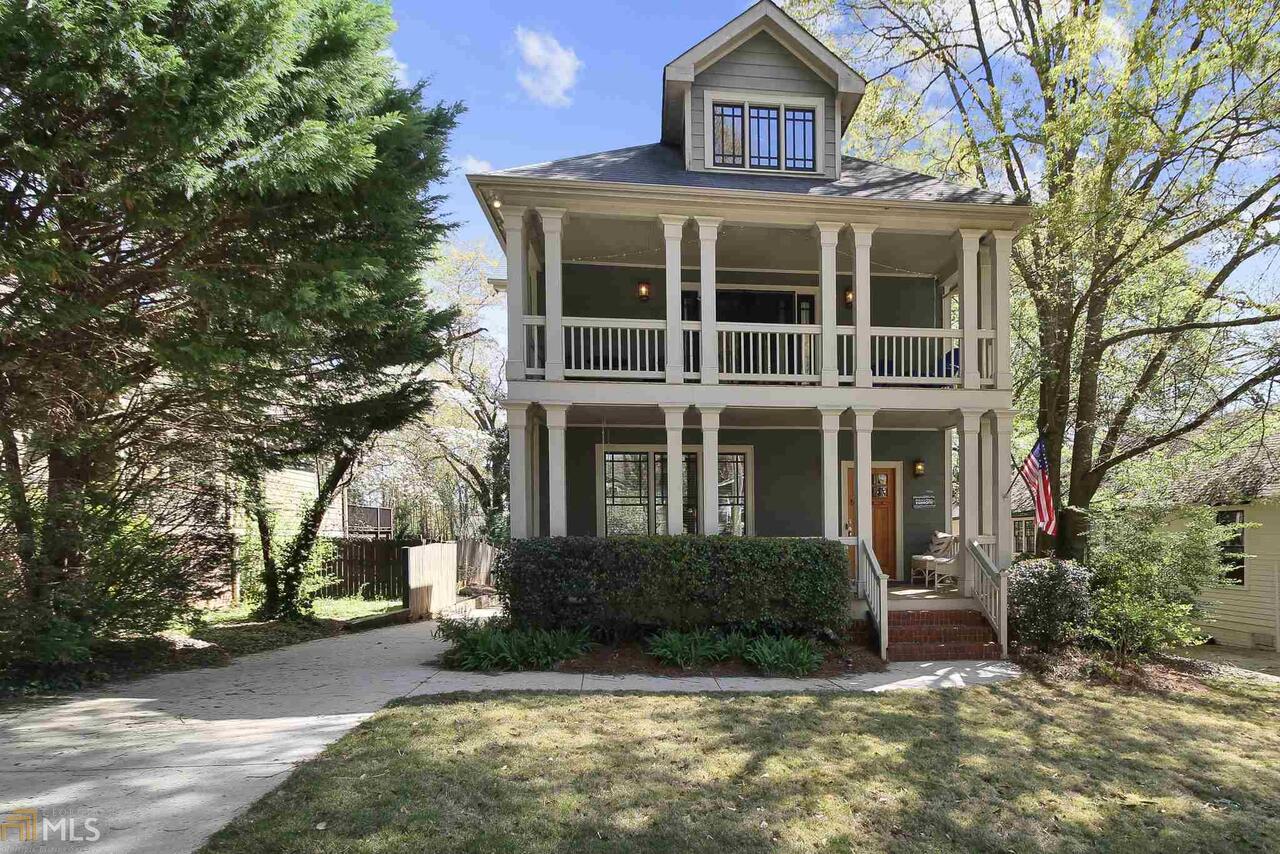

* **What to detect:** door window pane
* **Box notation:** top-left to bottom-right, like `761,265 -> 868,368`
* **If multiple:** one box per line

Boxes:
603,452 -> 650,535
718,452 -> 748,536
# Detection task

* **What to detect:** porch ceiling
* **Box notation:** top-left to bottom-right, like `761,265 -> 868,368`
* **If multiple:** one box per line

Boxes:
559,215 -> 954,277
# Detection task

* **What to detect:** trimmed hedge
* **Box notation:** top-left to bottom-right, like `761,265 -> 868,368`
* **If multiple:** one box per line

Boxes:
495,536 -> 852,635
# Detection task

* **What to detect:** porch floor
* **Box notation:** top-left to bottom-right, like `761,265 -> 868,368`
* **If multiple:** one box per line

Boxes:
887,584 -> 979,612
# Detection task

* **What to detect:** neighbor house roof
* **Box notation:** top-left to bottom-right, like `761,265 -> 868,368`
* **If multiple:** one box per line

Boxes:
1169,433 -> 1280,506
484,142 -> 1023,207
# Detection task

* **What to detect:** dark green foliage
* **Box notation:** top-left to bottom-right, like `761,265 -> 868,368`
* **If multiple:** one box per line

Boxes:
1008,558 -> 1092,651
646,628 -> 730,670
434,618 -> 594,672
741,636 -> 824,676
1084,508 -> 1235,661
496,536 -> 852,636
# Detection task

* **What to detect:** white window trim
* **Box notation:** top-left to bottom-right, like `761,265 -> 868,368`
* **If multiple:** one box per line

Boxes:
594,443 -> 755,536
703,89 -> 825,175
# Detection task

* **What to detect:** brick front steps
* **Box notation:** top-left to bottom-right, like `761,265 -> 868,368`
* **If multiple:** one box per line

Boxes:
887,609 -> 1002,661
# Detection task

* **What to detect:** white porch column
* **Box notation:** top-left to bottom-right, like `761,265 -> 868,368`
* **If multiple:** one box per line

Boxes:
992,230 -> 1015,390
980,415 -> 994,537
698,405 -> 723,533
660,215 -> 686,384
503,206 -> 528,381
957,408 -> 982,594
543,403 -> 568,536
505,402 -> 531,539
957,229 -> 983,389
817,222 -> 843,387
820,407 -> 844,539
662,404 -> 686,534
994,409 -> 1015,570
538,208 -> 566,381
850,224 -> 876,387
853,407 -> 875,546
696,217 -> 722,384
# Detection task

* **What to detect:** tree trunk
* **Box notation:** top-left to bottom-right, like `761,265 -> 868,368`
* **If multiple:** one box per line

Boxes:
244,470 -> 280,618
275,447 -> 360,618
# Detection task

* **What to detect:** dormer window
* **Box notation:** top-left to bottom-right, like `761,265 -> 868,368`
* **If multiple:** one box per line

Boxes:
705,91 -> 823,174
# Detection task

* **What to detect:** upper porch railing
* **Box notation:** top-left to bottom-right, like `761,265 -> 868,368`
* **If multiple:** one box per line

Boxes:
524,315 -> 995,387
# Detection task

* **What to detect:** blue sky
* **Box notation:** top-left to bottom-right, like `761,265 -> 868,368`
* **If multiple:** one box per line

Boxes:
391,0 -> 756,253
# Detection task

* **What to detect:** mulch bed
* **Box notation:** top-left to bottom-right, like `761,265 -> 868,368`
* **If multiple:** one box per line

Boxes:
555,638 -> 886,678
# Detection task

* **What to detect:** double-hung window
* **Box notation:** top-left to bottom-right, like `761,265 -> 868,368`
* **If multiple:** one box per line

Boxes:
1216,509 -> 1245,584
599,446 -> 751,535
708,92 -> 821,173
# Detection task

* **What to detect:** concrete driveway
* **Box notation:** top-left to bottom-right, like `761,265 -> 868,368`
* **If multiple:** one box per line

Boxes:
0,622 -> 446,854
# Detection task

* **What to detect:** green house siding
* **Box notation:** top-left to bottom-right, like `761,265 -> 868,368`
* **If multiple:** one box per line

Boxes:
546,425 -> 946,555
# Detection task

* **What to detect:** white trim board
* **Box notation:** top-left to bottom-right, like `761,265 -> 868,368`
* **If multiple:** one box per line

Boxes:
565,260 -> 937,278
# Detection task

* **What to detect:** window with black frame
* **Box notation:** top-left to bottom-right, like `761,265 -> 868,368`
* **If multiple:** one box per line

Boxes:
603,451 -> 650,535
655,452 -> 699,535
748,105 -> 780,169
718,452 -> 748,535
711,102 -> 745,167
1216,509 -> 1245,583
784,107 -> 816,171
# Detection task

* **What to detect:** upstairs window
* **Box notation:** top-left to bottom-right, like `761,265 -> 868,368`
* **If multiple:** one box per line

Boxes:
1216,509 -> 1245,584
748,106 -> 780,168
784,108 -> 816,170
707,93 -> 822,173
711,102 -> 745,167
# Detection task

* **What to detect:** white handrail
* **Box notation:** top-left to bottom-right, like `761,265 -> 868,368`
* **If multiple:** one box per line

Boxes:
856,537 -> 889,660
718,322 -> 821,382
968,539 -> 1008,657
522,315 -> 546,376
562,317 -> 665,379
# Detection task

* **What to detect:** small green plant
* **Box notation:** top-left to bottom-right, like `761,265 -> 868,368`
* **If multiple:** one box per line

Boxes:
742,635 -> 824,676
434,618 -> 594,672
646,628 -> 726,669
1008,558 -> 1092,651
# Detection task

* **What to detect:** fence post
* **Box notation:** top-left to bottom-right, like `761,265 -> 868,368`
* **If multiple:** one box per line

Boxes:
400,546 -> 410,609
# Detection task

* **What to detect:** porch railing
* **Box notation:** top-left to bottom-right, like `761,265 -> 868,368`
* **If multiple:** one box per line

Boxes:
869,327 -> 963,385
718,322 -> 821,383
836,328 -> 855,379
968,538 -> 1008,657
856,537 -> 890,660
682,320 -> 701,380
563,316 -> 665,379
523,316 -> 546,377
978,331 -> 996,386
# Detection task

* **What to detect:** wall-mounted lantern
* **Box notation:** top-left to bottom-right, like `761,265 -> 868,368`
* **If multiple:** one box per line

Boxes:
636,280 -> 652,301
912,459 -> 926,478
844,287 -> 853,306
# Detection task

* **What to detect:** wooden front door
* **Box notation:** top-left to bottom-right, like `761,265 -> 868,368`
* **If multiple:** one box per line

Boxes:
870,467 -> 897,578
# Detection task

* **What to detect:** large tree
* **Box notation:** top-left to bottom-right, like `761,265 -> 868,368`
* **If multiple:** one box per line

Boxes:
792,0 -> 1280,555
0,0 -> 458,659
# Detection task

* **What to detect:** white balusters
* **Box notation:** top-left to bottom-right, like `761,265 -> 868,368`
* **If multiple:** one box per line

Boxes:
716,322 -> 821,382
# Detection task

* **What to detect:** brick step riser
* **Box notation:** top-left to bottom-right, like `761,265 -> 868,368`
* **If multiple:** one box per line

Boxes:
887,642 -> 1003,661
888,609 -> 990,627
889,627 -> 997,644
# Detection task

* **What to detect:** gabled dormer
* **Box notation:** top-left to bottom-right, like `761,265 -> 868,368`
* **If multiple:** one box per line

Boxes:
661,1 -> 864,180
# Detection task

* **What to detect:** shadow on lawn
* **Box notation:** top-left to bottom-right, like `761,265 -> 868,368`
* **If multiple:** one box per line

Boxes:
202,680 -> 1280,854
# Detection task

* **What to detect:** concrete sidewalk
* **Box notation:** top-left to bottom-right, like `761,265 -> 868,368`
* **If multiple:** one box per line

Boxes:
0,622 -> 1019,854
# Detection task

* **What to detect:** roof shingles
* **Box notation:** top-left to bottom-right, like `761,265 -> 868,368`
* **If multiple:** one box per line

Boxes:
482,143 -> 1023,206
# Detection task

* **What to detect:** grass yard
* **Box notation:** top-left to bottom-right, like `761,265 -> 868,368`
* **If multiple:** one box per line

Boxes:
202,676 -> 1280,854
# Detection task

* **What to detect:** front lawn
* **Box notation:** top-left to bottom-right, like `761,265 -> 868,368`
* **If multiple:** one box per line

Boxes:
202,677 -> 1280,853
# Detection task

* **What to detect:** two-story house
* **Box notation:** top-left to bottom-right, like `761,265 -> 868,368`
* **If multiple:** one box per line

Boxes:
468,1 -> 1031,659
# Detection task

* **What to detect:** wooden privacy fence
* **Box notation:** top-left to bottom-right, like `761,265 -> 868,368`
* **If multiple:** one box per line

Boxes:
321,538 -> 413,599
456,538 -> 498,587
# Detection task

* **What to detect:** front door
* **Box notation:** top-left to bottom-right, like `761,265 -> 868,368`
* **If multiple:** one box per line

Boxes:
870,467 -> 897,578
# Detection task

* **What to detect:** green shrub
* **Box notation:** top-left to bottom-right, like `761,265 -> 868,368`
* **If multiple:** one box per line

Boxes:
496,536 -> 852,636
742,635 -> 824,676
1008,558 -> 1092,651
433,618 -> 594,672
646,628 -> 729,669
1084,508 -> 1235,661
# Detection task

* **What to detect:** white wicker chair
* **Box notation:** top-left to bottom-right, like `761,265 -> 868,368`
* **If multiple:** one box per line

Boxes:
911,532 -> 959,588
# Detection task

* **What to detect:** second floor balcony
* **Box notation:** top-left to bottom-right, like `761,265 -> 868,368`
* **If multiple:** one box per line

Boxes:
501,208 -> 1013,391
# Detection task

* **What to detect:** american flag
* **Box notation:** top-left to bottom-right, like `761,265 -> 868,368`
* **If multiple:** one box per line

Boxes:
1019,437 -> 1057,536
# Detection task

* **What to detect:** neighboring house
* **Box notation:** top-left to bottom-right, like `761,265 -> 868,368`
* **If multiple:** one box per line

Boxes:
1166,435 -> 1280,650
954,477 -> 1036,556
468,2 -> 1030,658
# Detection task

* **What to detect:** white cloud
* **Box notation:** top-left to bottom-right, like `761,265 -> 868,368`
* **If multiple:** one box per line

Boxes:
514,27 -> 582,108
460,155 -> 493,174
381,47 -> 409,86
